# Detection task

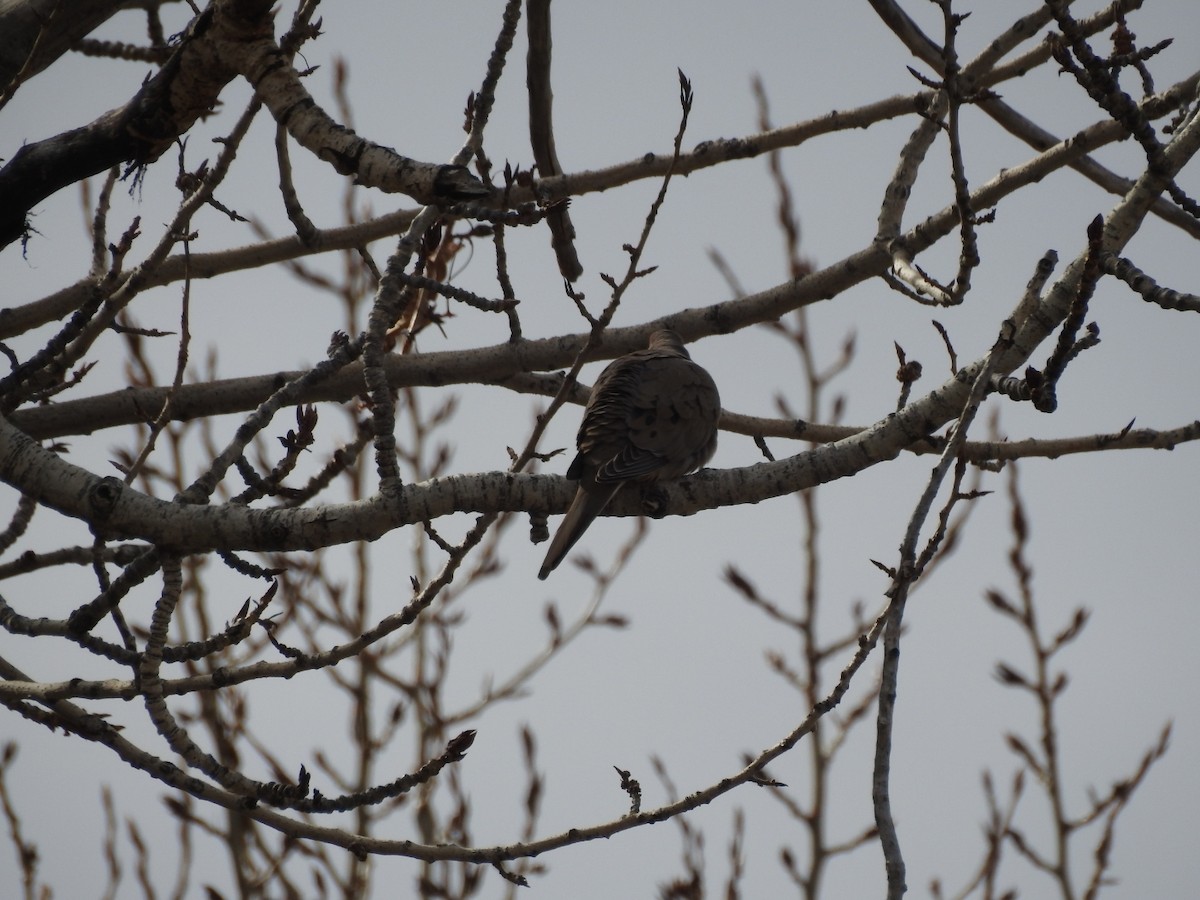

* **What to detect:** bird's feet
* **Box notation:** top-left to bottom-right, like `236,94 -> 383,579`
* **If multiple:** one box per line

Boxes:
638,484 -> 672,518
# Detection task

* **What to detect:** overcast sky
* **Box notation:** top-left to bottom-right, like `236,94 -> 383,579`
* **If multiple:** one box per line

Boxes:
2,2 -> 1198,897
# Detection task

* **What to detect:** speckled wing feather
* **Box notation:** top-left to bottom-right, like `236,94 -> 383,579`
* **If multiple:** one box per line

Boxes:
538,330 -> 720,580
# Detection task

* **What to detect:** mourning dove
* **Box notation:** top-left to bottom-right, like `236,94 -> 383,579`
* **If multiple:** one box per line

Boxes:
538,329 -> 721,580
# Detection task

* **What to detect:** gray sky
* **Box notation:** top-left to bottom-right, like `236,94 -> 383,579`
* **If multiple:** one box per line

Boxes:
2,1 -> 1198,897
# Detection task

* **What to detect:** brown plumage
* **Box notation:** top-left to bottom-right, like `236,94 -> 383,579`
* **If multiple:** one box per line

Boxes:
538,329 -> 721,580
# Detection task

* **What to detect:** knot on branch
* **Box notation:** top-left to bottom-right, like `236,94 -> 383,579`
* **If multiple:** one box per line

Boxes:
87,476 -> 124,521
433,164 -> 491,200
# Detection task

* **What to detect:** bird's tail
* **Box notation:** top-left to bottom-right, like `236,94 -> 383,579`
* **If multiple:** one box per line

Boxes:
537,484 -> 622,580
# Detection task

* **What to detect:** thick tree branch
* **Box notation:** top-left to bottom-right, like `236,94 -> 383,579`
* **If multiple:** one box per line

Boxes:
216,15 -> 488,209
0,0 -> 487,252
0,1 -> 274,249
0,0 -> 127,101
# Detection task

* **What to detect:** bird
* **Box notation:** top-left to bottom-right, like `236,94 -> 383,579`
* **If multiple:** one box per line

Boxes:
538,329 -> 721,580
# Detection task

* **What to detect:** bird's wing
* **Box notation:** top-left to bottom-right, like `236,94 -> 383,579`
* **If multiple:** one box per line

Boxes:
595,354 -> 721,483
